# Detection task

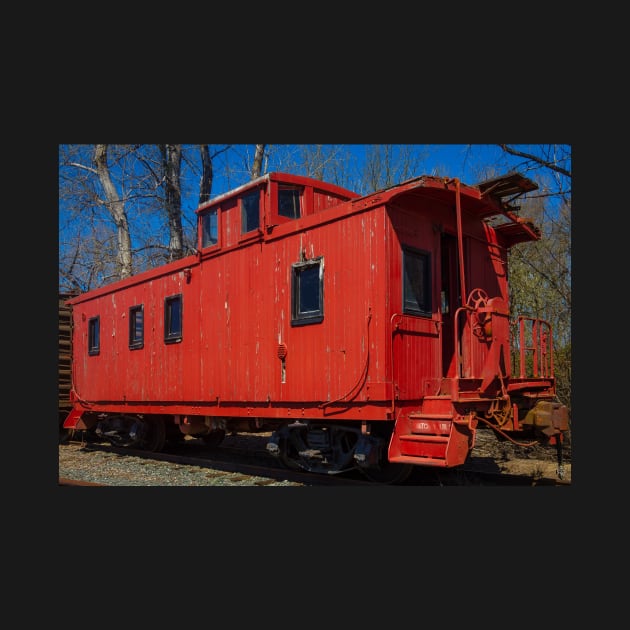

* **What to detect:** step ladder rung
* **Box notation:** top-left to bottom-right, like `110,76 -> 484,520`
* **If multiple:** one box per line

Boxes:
400,434 -> 449,443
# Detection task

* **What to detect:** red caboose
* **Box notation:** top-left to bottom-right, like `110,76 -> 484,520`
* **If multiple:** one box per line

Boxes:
64,171 -> 569,482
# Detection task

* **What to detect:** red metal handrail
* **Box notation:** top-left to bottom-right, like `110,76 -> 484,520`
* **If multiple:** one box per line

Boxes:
514,316 -> 553,379
452,308 -> 554,382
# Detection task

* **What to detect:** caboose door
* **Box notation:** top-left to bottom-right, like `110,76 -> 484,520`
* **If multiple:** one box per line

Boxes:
440,233 -> 462,378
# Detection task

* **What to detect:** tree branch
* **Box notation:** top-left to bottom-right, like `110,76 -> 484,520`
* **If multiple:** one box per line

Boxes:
68,162 -> 97,175
497,144 -> 571,178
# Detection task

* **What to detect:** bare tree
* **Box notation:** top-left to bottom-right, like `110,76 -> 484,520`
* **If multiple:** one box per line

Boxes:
497,144 -> 571,179
159,144 -> 184,262
251,144 -> 266,178
61,144 -> 188,289
301,145 -> 326,180
361,145 -> 429,193
198,144 -> 213,205
263,144 -> 363,190
93,144 -> 133,279
195,144 -> 233,204
490,145 -> 572,412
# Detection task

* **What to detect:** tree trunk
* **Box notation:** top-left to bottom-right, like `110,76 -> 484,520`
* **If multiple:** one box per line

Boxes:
198,144 -> 213,205
252,144 -> 266,178
93,144 -> 133,279
160,144 -> 184,261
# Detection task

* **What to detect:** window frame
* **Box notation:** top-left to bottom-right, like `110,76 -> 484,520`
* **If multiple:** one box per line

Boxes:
88,316 -> 100,356
129,304 -> 144,350
401,246 -> 432,317
164,294 -> 183,344
241,189 -> 261,235
291,257 -> 324,326
200,207 -> 219,249
277,185 -> 302,220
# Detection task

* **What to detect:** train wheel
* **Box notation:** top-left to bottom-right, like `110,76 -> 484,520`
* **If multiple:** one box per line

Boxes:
165,423 -> 187,445
138,416 -> 166,452
278,437 -> 303,471
360,462 -> 414,485
200,429 -> 226,447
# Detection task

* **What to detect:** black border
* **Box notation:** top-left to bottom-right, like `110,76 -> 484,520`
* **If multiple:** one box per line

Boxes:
48,99 -> 588,604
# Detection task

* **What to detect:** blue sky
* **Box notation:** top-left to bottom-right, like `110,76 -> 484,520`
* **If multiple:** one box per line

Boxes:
198,144 -> 513,204
167,143 -> 570,231
420,144 -> 503,179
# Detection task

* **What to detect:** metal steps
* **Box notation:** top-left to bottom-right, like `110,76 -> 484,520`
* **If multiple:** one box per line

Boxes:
389,398 -> 474,467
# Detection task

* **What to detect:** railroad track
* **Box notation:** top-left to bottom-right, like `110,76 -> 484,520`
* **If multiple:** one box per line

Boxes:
60,439 -> 372,486
60,437 -> 570,486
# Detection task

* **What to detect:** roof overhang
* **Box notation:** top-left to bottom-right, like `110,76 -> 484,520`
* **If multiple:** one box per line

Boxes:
352,172 -> 541,246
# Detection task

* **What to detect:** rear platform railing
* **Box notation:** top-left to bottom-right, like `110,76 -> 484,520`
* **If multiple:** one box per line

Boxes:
512,316 -> 554,379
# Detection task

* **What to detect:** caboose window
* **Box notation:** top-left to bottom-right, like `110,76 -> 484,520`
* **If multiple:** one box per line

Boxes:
402,247 -> 431,316
291,258 -> 324,326
88,316 -> 100,355
241,190 -> 260,233
278,186 -> 302,219
129,305 -> 144,349
164,294 -> 183,343
201,208 -> 218,248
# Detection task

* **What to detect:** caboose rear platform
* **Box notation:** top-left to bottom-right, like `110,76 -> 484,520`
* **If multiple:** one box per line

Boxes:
63,171 -> 569,482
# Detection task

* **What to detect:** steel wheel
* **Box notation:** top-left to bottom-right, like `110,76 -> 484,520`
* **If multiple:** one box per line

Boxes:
137,416 -> 166,452
278,435 -> 304,471
200,429 -> 226,447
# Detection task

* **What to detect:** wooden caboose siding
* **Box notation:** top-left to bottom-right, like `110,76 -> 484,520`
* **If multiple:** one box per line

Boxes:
71,267 -> 203,403
197,206 -> 390,405
70,214 -> 391,411
198,239 -> 267,401
386,203 -> 442,400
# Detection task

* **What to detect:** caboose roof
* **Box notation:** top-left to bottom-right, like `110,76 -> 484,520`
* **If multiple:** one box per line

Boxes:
197,171 -> 539,245
350,171 -> 541,247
